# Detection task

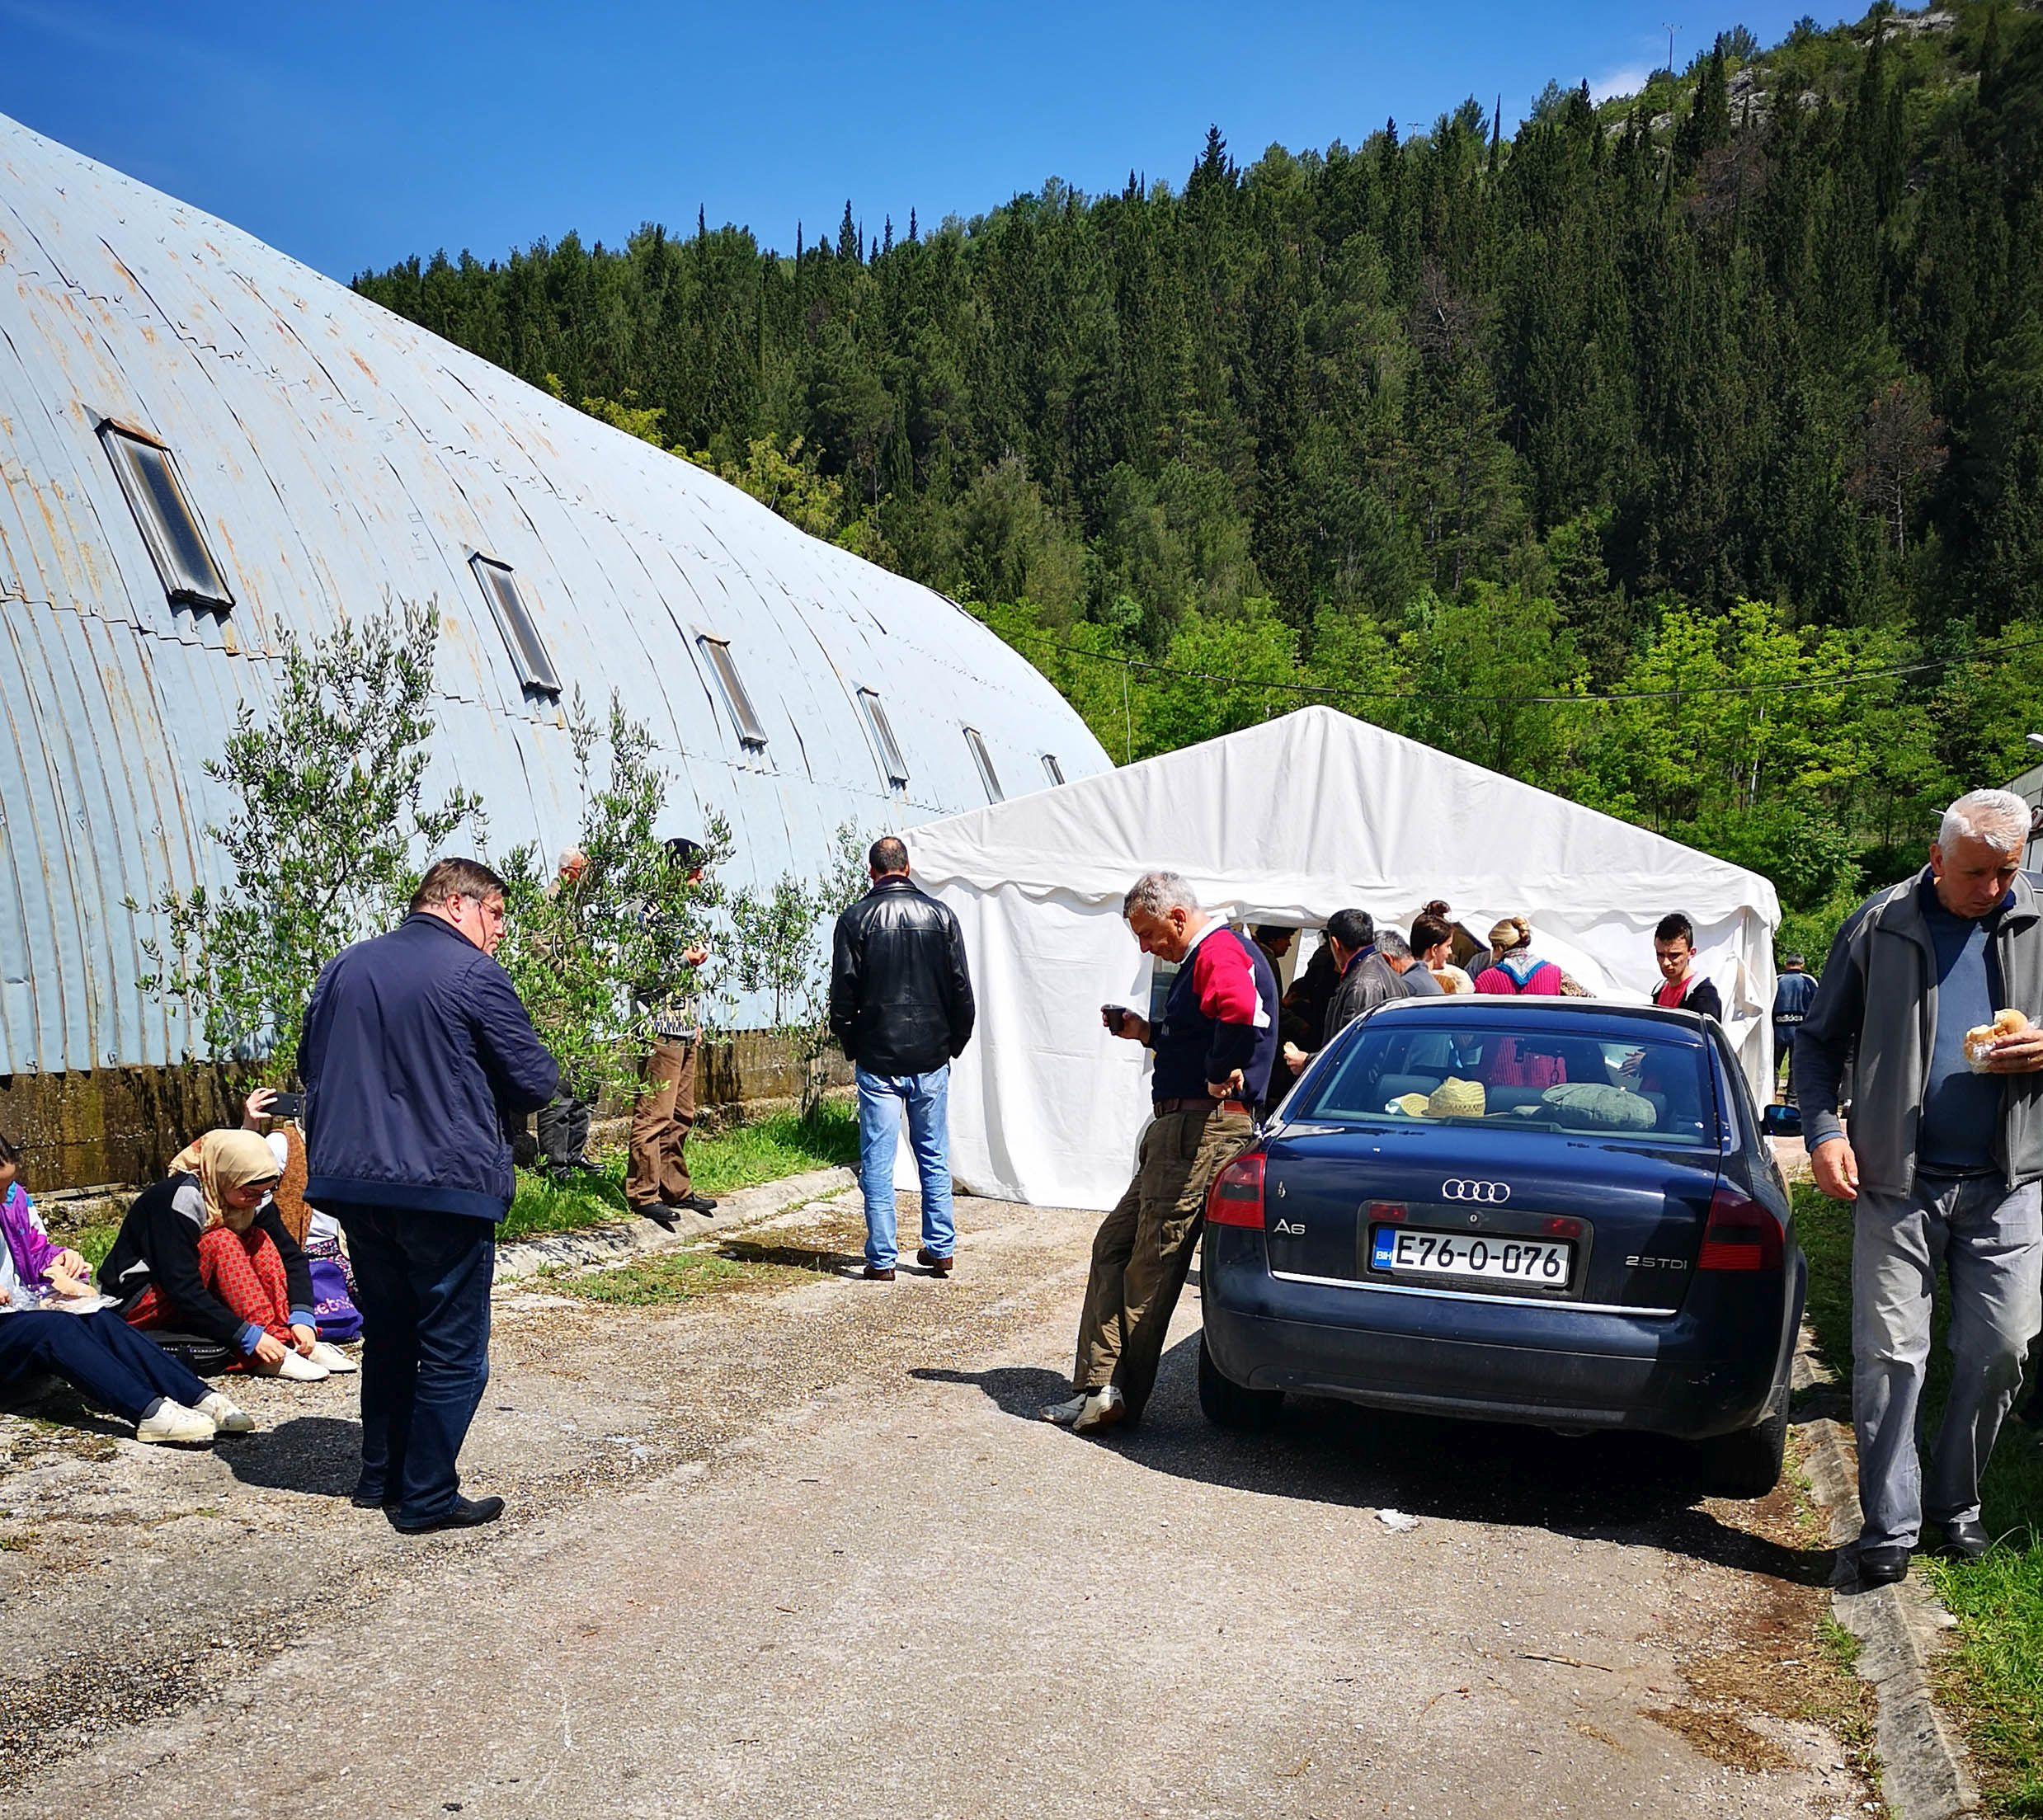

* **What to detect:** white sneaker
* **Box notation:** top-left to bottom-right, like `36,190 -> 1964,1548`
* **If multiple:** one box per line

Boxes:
196,1391 -> 257,1436
306,1340 -> 358,1375
1072,1385 -> 1127,1435
135,1400 -> 216,1446
273,1351 -> 330,1382
1038,1391 -> 1092,1427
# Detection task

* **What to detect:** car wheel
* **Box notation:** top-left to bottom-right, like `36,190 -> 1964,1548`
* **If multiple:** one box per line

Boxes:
1198,1333 -> 1283,1431
1697,1371 -> 1789,1498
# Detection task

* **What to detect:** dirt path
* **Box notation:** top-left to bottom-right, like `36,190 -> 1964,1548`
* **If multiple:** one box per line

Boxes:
1,1188 -> 1872,1818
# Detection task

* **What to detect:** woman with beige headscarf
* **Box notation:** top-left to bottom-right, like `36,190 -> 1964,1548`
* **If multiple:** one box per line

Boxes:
102,1128 -> 343,1381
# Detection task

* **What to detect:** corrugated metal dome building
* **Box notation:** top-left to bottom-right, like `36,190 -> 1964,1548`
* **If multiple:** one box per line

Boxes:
0,112 -> 1109,1145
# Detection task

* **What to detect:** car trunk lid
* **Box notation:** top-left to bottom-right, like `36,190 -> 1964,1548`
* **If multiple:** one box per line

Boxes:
1259,1121 -> 1722,1311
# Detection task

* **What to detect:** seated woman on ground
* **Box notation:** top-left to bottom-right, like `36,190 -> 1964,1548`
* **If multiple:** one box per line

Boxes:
0,1132 -> 252,1445
244,1089 -> 362,1352
101,1128 -> 351,1381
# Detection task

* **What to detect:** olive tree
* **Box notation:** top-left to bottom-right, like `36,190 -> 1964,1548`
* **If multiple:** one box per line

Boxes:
129,604 -> 483,1073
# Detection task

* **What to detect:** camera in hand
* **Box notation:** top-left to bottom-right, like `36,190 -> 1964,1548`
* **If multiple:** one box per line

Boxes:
266,1090 -> 306,1121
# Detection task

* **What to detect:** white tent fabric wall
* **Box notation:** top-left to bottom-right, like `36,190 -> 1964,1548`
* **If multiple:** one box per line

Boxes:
907,708 -> 1782,1211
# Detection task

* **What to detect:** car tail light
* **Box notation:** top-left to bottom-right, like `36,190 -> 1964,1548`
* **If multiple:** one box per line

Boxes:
1697,1184 -> 1784,1272
1367,1200 -> 1407,1225
1207,1155 -> 1266,1229
1544,1215 -> 1583,1239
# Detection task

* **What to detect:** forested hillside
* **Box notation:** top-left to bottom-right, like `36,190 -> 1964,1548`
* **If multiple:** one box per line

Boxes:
355,2 -> 2043,953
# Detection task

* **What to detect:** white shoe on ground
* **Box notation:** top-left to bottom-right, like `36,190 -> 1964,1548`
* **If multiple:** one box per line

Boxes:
196,1391 -> 257,1435
1072,1385 -> 1127,1435
135,1400 -> 217,1446
1038,1391 -> 1092,1427
306,1340 -> 358,1374
272,1351 -> 330,1382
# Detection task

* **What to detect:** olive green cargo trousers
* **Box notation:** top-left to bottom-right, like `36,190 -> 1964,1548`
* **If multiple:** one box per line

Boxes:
1072,1105 -> 1255,1423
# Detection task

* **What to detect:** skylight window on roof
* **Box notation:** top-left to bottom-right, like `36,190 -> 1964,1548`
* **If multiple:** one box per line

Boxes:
470,554 -> 562,696
699,635 -> 768,747
1043,754 -> 1066,787
98,424 -> 233,610
859,688 -> 909,786
964,727 -> 1003,803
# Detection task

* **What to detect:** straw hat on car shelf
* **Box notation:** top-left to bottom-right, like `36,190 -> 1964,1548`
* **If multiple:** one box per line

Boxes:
1392,1077 -> 1487,1120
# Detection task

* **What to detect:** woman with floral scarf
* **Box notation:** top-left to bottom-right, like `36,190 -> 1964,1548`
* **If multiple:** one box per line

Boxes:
102,1129 -> 349,1381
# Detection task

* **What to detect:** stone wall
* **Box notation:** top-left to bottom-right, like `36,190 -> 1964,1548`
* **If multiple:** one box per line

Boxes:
2,1032 -> 851,1197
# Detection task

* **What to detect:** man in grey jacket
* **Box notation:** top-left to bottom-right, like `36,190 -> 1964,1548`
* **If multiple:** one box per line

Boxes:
1279,910 -> 1404,1079
1796,788 -> 2043,1587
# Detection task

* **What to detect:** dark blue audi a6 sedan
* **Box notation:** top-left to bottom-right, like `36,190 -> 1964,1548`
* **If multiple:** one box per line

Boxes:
1198,998 -> 1805,1495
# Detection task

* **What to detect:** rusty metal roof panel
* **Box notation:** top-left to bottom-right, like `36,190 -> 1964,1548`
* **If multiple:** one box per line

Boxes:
0,111 -> 1109,1070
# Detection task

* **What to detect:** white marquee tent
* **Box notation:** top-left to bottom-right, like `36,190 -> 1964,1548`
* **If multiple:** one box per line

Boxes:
908,706 -> 1782,1211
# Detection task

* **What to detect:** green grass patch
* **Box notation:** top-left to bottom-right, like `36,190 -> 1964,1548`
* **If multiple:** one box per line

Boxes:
685,1102 -> 859,1197
501,1103 -> 858,1244
1818,1614 -> 1863,1677
73,1221 -> 121,1271
544,1249 -> 749,1306
1931,1545 -> 2043,1818
501,1163 -> 637,1244
1794,1184 -> 2043,1818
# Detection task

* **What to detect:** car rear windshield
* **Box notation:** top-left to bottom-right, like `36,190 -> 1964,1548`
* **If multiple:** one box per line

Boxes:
1290,1022 -> 1717,1148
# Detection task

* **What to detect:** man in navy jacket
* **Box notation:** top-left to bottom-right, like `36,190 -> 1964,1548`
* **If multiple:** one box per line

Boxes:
299,857 -> 558,1533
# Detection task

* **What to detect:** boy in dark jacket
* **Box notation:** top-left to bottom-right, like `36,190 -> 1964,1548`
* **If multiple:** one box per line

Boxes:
298,857 -> 558,1535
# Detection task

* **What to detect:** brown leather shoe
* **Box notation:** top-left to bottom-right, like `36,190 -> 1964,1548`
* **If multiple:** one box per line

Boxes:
861,1265 -> 896,1282
916,1248 -> 953,1277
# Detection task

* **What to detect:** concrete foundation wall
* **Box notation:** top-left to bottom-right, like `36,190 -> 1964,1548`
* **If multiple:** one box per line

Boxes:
2,1032 -> 850,1197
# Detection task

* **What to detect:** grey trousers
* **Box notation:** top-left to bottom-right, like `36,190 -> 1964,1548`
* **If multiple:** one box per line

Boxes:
1852,1171 -> 2042,1549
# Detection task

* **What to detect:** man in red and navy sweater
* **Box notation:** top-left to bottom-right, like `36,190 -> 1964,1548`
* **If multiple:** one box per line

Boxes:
1043,870 -> 1278,1436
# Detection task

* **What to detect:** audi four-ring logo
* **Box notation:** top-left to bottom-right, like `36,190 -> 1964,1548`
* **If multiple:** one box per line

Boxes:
1442,1179 -> 1511,1203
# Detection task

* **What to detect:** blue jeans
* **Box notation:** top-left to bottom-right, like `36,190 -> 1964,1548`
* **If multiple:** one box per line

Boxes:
854,1064 -> 955,1269
333,1205 -> 495,1525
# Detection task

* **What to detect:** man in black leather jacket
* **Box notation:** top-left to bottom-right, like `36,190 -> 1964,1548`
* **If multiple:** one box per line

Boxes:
829,837 -> 977,1281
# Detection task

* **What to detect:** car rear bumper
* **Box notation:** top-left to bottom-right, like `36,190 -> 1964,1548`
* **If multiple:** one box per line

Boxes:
1201,1230 -> 1796,1440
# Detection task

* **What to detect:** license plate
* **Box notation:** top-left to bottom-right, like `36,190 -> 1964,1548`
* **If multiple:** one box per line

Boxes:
1370,1225 -> 1572,1287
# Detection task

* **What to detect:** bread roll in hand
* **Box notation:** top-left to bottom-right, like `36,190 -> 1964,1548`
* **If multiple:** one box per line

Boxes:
1965,1008 -> 2031,1067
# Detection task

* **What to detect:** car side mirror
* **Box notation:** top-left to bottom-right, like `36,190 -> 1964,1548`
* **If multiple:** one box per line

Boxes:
1762,1103 -> 1803,1140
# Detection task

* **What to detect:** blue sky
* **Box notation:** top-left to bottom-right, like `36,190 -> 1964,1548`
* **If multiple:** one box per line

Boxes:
0,2 -> 1861,280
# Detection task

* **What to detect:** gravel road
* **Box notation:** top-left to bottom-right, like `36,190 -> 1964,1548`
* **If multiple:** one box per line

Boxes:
1,1186 -> 1871,1818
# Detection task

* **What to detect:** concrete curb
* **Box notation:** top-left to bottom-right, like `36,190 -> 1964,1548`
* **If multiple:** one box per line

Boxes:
492,1164 -> 857,1286
1791,1336 -> 1980,1820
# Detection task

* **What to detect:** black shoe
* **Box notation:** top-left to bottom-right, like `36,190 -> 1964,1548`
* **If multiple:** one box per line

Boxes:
350,1488 -> 395,1511
1932,1517 -> 1992,1561
1856,1544 -> 1911,1587
391,1494 -> 505,1535
633,1202 -> 680,1230
677,1193 -> 718,1216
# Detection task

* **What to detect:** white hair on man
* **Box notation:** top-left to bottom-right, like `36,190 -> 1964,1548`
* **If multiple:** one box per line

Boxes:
1938,789 -> 2031,854
1123,870 -> 1199,920
558,845 -> 588,871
